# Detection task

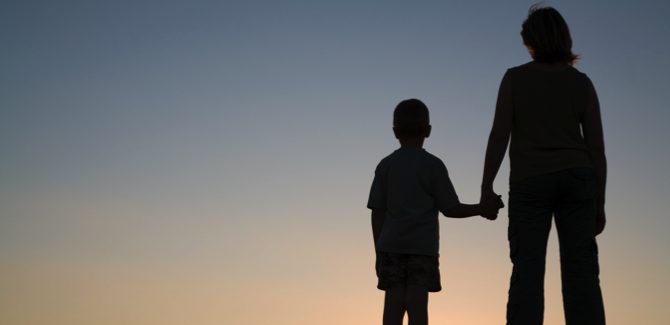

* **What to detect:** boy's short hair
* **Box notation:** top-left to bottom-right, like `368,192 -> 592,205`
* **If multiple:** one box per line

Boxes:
393,98 -> 430,137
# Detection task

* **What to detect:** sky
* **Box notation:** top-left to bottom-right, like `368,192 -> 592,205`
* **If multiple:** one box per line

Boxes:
1,0 -> 669,324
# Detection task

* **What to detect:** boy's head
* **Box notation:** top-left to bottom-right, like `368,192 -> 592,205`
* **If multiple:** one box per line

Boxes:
393,98 -> 431,140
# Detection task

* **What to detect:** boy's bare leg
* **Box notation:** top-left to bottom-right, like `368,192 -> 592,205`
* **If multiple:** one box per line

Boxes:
405,285 -> 429,325
383,286 -> 406,325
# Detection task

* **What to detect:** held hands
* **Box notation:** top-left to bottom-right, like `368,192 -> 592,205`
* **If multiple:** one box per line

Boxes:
481,194 -> 504,220
480,188 -> 503,220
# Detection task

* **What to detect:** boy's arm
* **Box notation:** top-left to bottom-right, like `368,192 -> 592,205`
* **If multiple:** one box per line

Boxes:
442,196 -> 503,219
442,203 -> 484,219
434,160 -> 503,220
371,208 -> 385,248
368,162 -> 387,247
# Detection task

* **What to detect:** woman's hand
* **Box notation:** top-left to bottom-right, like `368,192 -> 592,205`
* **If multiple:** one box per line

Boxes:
481,194 -> 505,220
596,205 -> 606,236
480,187 -> 500,220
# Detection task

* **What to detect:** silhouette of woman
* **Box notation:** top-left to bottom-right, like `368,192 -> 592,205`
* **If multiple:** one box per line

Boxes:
479,5 -> 607,325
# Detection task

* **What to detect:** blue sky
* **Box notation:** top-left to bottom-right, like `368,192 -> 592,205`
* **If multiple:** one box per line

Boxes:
2,1 -> 670,324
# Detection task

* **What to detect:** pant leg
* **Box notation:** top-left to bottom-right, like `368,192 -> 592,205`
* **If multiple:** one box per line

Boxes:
507,175 -> 555,325
555,168 -> 606,325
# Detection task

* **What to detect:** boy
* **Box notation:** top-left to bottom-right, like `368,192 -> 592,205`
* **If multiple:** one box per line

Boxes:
367,98 -> 504,325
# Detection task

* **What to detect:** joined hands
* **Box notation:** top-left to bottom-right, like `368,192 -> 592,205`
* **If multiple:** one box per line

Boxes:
481,188 -> 504,220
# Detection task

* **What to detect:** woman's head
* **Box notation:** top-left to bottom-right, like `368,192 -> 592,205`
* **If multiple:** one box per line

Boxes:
521,4 -> 578,64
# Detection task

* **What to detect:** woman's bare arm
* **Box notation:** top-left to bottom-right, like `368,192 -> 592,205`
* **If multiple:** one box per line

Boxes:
481,71 -> 514,201
582,77 -> 607,235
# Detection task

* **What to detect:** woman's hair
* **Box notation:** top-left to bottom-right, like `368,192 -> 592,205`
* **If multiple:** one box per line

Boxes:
521,4 -> 579,64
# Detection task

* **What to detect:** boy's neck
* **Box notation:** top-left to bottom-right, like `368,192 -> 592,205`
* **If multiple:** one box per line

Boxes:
399,138 -> 425,149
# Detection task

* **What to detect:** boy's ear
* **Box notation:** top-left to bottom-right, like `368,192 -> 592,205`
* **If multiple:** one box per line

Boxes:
393,126 -> 400,139
424,125 -> 432,138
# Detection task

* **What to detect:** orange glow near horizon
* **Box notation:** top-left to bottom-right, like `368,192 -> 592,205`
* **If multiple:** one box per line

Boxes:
2,207 -> 666,325
2,1 -> 669,324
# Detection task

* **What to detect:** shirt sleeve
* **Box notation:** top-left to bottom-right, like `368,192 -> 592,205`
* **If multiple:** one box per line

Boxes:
367,164 -> 386,210
433,160 -> 460,213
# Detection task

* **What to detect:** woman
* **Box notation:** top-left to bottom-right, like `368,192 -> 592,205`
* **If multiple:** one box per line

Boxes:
480,5 -> 607,325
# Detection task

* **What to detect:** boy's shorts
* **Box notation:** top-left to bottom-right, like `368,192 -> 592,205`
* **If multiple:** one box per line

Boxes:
376,251 -> 442,292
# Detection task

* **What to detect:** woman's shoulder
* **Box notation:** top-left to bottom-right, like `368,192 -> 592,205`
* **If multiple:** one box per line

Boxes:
506,61 -> 535,73
510,61 -> 534,69
502,62 -> 535,80
564,65 -> 594,88
507,61 -> 591,81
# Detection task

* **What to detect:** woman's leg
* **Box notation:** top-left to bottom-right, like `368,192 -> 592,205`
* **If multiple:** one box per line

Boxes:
555,169 -> 605,325
507,176 -> 555,325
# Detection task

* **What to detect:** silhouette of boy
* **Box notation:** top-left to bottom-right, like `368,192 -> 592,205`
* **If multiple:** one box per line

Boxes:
367,98 -> 504,325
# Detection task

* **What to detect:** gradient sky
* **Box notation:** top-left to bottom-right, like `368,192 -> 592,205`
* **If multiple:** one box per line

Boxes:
2,1 -> 669,324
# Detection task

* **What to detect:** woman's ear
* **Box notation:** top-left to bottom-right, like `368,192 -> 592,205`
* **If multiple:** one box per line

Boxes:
525,45 -> 535,58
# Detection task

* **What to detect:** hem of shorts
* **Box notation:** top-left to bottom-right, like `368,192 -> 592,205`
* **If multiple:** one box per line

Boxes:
376,248 -> 439,257
377,283 -> 442,293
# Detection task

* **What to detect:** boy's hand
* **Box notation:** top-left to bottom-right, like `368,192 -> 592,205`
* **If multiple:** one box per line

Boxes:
481,195 -> 504,220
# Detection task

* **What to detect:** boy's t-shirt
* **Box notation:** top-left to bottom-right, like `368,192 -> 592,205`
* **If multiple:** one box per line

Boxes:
367,147 -> 460,256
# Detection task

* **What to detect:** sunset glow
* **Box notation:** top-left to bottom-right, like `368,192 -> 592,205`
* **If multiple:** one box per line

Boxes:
2,1 -> 669,324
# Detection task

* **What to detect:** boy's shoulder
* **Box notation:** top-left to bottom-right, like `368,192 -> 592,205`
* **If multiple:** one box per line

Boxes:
421,149 -> 443,162
421,150 -> 448,174
373,151 -> 396,173
375,148 -> 445,173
